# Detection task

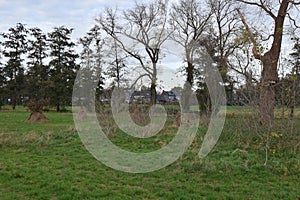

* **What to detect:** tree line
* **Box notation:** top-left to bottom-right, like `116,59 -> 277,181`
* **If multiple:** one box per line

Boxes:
0,24 -> 78,112
0,0 -> 299,124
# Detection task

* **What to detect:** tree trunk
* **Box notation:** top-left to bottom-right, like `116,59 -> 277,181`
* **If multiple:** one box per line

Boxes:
182,54 -> 194,111
182,82 -> 192,112
56,102 -> 60,112
259,54 -> 278,125
151,62 -> 157,105
12,98 -> 16,110
150,83 -> 156,105
259,80 -> 276,125
187,61 -> 194,87
290,80 -> 296,119
290,104 -> 294,119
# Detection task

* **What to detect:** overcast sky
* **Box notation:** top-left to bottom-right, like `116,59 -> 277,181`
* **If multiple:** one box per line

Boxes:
0,0 -> 140,40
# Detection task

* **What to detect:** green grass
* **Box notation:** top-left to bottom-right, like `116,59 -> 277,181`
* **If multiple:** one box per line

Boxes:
0,108 -> 300,199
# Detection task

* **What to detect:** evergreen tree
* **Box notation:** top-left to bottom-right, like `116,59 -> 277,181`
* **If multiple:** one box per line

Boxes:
48,26 -> 79,112
290,36 -> 300,78
0,23 -> 28,110
26,27 -> 49,100
289,36 -> 300,118
88,25 -> 105,96
0,44 -> 6,109
77,25 -> 105,105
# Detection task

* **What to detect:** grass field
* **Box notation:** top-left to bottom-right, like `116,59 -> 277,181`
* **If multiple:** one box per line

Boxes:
0,106 -> 300,199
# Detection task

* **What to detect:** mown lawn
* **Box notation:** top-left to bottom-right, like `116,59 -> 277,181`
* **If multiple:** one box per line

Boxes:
0,108 -> 300,199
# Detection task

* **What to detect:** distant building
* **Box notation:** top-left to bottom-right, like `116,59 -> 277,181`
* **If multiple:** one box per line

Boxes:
130,90 -> 151,104
98,89 -> 179,104
153,90 -> 179,104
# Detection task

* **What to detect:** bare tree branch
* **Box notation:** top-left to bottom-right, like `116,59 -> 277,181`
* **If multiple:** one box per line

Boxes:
288,0 -> 300,5
287,12 -> 300,28
236,8 -> 262,60
260,33 -> 274,42
229,64 -> 259,84
237,0 -> 277,19
130,73 -> 152,89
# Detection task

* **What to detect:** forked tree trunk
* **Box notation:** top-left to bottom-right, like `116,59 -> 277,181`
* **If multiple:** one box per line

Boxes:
258,0 -> 288,125
237,0 -> 290,125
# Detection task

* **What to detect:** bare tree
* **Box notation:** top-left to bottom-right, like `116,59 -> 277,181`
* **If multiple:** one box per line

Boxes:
230,39 -> 261,105
208,0 -> 241,74
105,37 -> 129,89
236,0 -> 300,124
194,0 -> 243,109
98,0 -> 169,104
169,0 -> 212,110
